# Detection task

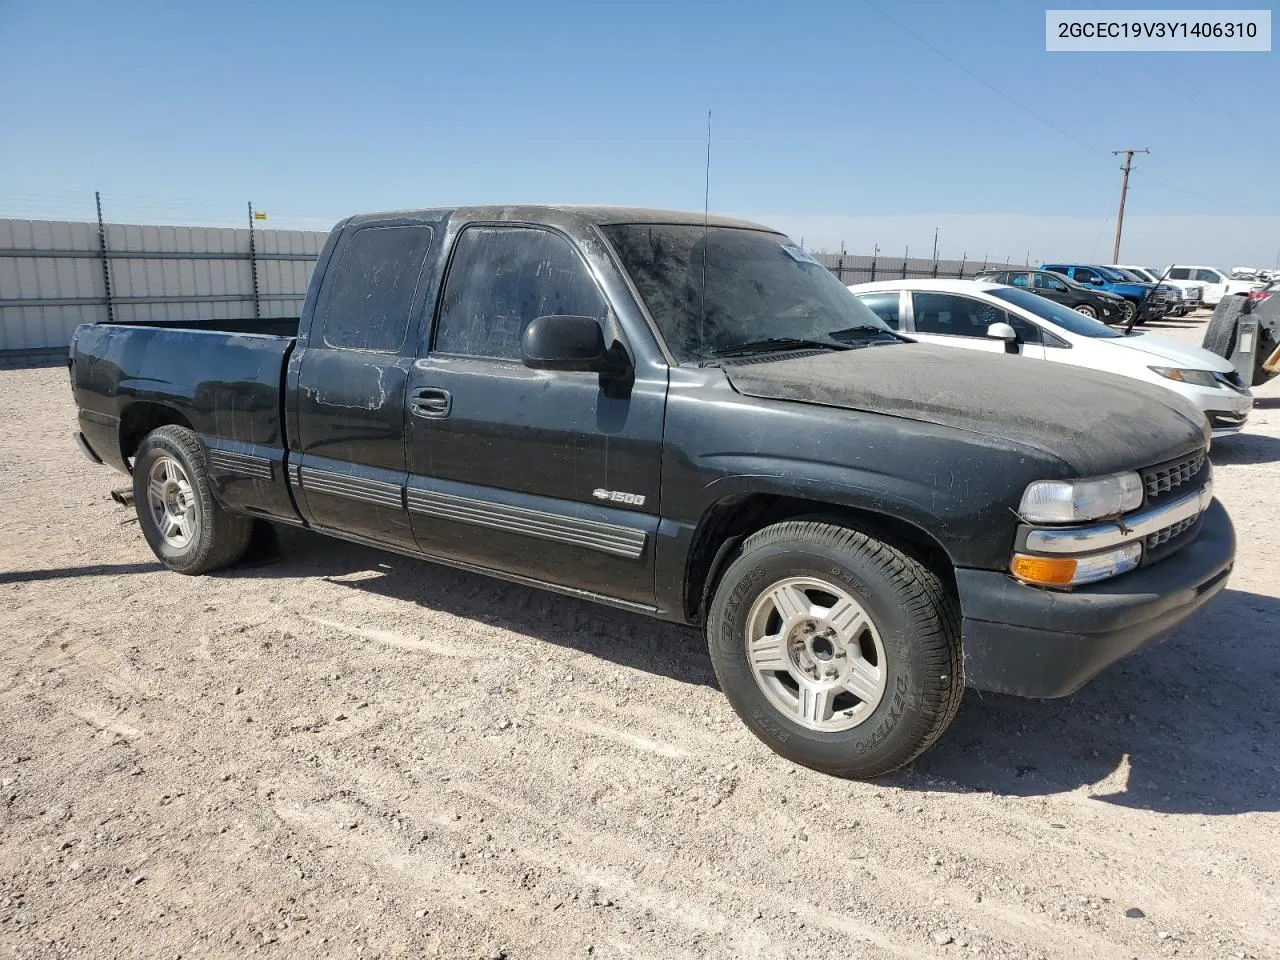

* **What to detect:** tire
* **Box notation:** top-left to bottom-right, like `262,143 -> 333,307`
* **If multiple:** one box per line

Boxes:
1119,301 -> 1138,326
132,425 -> 253,574
706,520 -> 963,779
1201,297 -> 1244,359
1074,304 -> 1097,319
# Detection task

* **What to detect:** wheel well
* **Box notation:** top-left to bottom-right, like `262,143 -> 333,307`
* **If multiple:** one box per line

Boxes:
118,403 -> 193,468
684,494 -> 957,623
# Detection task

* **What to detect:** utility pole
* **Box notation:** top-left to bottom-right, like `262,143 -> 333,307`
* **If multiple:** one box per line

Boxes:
1111,148 -> 1149,263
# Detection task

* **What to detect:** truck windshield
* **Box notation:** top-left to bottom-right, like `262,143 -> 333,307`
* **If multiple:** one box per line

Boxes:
987,287 -> 1125,338
1095,266 -> 1132,282
601,224 -> 892,363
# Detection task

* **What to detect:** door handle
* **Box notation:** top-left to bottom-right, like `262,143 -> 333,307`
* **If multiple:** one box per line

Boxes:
410,387 -> 452,418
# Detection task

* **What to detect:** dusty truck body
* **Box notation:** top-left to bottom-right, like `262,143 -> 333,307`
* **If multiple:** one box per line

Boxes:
69,206 -> 1235,778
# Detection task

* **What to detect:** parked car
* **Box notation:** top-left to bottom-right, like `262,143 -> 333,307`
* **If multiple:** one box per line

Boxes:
849,278 -> 1252,436
975,269 -> 1126,322
1163,265 -> 1262,306
1041,264 -> 1163,323
1109,265 -> 1202,316
69,206 -> 1235,780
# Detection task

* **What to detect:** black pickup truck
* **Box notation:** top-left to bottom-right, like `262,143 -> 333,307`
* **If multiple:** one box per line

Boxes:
70,206 -> 1235,778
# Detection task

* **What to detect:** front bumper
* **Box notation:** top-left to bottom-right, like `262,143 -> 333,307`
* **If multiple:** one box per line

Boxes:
957,498 -> 1235,698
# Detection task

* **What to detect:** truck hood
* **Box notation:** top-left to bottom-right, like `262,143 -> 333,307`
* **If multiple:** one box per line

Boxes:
1107,332 -> 1236,373
723,343 -> 1208,476
1109,281 -> 1154,297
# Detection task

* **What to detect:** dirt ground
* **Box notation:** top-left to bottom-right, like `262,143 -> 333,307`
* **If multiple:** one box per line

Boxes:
1,316 -> 1277,960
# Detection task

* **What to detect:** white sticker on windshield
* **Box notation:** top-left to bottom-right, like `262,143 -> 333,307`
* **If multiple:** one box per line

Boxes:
780,242 -> 822,266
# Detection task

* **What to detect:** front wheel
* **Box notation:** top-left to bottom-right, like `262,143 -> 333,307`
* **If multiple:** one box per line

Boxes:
1119,301 -> 1138,325
132,425 -> 253,574
1074,304 -> 1097,319
706,521 -> 963,778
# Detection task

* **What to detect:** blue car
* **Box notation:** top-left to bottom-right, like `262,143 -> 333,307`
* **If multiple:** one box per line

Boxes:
1041,264 -> 1159,325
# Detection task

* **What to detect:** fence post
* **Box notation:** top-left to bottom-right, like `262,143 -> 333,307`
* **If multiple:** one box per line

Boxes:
901,258 -> 908,279
957,254 -> 967,279
247,202 -> 261,320
837,255 -> 844,284
870,255 -> 877,282
95,191 -> 114,324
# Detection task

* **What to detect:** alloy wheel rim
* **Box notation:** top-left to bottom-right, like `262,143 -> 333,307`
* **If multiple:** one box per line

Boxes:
744,577 -> 888,732
146,456 -> 198,549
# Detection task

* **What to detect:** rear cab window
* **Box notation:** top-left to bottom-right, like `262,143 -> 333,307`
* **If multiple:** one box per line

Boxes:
320,225 -> 435,352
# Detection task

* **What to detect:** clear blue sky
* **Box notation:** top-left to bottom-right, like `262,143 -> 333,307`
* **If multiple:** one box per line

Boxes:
1,0 -> 1276,264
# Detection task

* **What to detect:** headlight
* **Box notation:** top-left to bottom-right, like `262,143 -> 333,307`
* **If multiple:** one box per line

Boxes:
1149,366 -> 1220,388
1019,472 -> 1143,523
1011,543 -> 1142,587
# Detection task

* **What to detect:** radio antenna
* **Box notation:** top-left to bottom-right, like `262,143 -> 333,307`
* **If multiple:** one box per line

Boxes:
700,109 -> 711,364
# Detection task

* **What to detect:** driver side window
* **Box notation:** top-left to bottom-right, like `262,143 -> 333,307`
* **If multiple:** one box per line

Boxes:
434,225 -> 608,360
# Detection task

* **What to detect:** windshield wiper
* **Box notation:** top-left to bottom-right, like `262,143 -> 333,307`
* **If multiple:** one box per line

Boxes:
826,325 -> 899,343
710,336 -> 854,357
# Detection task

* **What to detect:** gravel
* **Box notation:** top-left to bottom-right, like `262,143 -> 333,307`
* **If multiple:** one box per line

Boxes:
0,319 -> 1276,959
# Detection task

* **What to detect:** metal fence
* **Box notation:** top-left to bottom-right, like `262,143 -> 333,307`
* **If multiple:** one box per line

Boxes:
0,204 -> 327,364
812,252 -> 1025,286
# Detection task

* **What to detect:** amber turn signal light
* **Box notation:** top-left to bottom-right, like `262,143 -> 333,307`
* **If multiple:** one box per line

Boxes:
1010,554 -> 1078,587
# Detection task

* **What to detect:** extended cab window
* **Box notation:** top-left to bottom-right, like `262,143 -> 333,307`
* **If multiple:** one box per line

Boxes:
434,226 -> 607,360
1195,268 -> 1222,283
321,225 -> 434,352
855,292 -> 901,329
1168,267 -> 1191,280
912,292 -> 1007,338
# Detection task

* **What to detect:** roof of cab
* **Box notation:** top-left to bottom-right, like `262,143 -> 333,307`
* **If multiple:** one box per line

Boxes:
343,205 -> 772,232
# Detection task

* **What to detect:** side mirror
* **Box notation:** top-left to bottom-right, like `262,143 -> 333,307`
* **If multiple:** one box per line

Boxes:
521,315 -> 629,375
986,322 -> 1019,354
1090,276 -> 1105,286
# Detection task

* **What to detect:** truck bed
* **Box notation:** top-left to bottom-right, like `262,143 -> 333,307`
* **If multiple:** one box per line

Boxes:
70,318 -> 301,524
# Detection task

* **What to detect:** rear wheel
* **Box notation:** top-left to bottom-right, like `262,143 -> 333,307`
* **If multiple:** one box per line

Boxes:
706,520 -> 963,779
1074,304 -> 1097,320
132,425 -> 253,574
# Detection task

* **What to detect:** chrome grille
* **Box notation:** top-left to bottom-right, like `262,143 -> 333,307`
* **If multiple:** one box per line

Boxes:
1146,515 -> 1197,550
1143,451 -> 1206,502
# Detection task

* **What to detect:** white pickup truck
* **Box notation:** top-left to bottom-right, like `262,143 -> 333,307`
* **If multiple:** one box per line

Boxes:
1163,265 -> 1262,307
1110,265 -> 1202,316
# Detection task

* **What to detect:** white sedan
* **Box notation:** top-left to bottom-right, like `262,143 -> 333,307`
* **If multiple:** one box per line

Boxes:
848,279 -> 1253,437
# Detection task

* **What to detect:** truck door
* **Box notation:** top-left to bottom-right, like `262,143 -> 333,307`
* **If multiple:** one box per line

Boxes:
290,222 -> 436,549
403,223 -> 665,606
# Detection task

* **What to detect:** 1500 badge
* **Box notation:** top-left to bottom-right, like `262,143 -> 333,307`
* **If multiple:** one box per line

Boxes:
593,488 -> 646,506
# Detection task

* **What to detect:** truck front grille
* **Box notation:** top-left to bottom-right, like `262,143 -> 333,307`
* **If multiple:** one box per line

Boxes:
1142,451 -> 1206,503
1146,515 -> 1197,550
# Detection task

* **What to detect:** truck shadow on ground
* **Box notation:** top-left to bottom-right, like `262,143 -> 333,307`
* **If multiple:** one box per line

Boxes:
237,527 -> 1278,816
906,587 -> 1280,815
233,526 -> 718,688
1210,432 -> 1280,465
